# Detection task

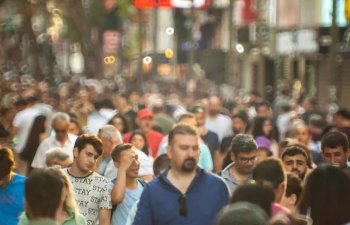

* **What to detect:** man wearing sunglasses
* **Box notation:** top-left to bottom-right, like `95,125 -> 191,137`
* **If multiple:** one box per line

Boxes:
133,124 -> 229,225
219,134 -> 258,192
32,112 -> 77,168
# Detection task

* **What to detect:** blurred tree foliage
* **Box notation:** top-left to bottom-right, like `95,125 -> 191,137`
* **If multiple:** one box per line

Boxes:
0,0 -> 136,79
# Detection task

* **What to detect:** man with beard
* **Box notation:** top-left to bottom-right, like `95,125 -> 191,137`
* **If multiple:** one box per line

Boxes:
220,134 -> 258,192
64,134 -> 112,225
205,96 -> 233,143
133,124 -> 229,225
281,145 -> 310,182
321,131 -> 350,175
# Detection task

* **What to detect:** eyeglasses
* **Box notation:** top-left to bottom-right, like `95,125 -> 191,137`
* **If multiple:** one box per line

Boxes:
178,194 -> 188,217
237,156 -> 257,164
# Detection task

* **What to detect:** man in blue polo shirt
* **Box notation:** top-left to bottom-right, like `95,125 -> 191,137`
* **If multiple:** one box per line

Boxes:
133,124 -> 230,225
0,147 -> 26,225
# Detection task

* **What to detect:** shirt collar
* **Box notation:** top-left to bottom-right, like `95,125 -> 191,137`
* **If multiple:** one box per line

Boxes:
160,167 -> 204,193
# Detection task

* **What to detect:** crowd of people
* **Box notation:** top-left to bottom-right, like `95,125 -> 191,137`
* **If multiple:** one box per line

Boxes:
1,75 -> 350,225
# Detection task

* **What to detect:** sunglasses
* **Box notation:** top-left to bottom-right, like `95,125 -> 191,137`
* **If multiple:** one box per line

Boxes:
178,194 -> 188,217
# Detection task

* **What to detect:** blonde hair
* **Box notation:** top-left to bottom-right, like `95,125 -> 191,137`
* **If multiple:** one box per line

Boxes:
49,166 -> 79,224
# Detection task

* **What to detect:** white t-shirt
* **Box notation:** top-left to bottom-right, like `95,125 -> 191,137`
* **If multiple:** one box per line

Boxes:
12,107 -> 40,153
31,134 -> 77,168
64,169 -> 112,225
104,150 -> 154,181
205,114 -> 233,142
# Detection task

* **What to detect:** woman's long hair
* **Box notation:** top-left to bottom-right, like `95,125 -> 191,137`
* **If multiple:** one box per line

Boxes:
298,164 -> 350,225
21,115 -> 47,163
130,130 -> 149,156
108,113 -> 131,134
50,167 -> 80,224
251,117 -> 275,140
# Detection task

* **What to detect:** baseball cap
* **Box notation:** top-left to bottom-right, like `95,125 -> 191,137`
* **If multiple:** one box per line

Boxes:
137,109 -> 154,119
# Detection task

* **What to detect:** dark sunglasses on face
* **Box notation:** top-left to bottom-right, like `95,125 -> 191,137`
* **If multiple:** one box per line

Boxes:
178,194 -> 188,217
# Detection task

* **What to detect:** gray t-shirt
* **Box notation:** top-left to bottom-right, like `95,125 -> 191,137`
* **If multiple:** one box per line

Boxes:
64,169 -> 112,225
111,180 -> 144,225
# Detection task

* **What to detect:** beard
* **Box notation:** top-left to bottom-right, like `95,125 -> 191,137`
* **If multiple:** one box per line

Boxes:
235,164 -> 253,175
292,169 -> 306,180
208,109 -> 220,117
181,158 -> 197,173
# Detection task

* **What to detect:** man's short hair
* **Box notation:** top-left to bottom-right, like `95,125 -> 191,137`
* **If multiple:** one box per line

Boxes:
255,100 -> 271,111
321,131 -> 349,152
153,154 -> 170,176
176,113 -> 195,123
51,112 -> 70,125
74,134 -> 103,156
215,202 -> 268,225
335,108 -> 350,120
168,124 -> 198,146
285,173 -> 302,203
25,169 -> 64,219
189,105 -> 205,114
231,134 -> 257,156
281,145 -> 308,162
98,124 -> 122,143
232,111 -> 249,124
0,147 -> 14,178
252,158 -> 286,189
45,148 -> 70,167
111,143 -> 133,162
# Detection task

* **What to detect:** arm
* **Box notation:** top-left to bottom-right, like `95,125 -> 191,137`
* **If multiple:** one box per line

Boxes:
199,144 -> 213,171
213,149 -> 223,172
99,179 -> 113,225
111,152 -> 133,205
111,167 -> 127,205
98,209 -> 111,225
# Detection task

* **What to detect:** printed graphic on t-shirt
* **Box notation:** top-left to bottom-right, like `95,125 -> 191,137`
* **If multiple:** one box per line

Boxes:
65,170 -> 112,225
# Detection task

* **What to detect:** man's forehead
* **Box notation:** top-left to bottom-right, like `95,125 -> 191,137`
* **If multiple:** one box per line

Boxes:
53,120 -> 69,127
283,154 -> 307,161
237,151 -> 257,157
323,146 -> 347,153
83,144 -> 98,154
173,134 -> 198,142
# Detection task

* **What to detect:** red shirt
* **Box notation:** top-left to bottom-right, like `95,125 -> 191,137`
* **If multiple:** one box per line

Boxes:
123,131 -> 163,158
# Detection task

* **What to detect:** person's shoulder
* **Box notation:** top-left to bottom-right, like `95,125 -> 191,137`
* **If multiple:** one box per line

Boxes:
67,133 -> 78,142
91,172 -> 110,184
150,130 -> 163,138
143,175 -> 163,190
201,171 -> 230,194
207,130 -> 218,138
73,211 -> 87,225
40,135 -> 55,145
218,114 -> 232,121
202,171 -> 228,185
14,173 -> 27,183
199,143 -> 210,151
